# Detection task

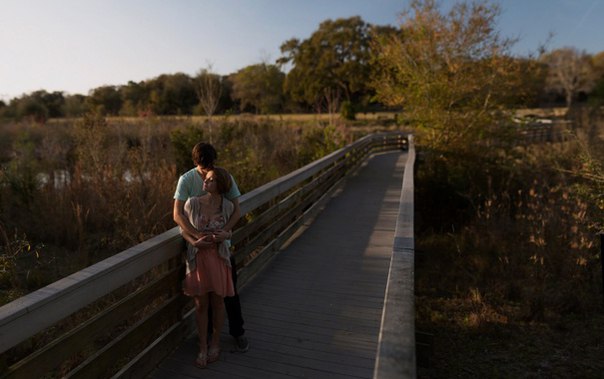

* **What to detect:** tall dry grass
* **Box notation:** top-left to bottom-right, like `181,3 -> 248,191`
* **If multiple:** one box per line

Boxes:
416,107 -> 604,325
0,114 -> 352,304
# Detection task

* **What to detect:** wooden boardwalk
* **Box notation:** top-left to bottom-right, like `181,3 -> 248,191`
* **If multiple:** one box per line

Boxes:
149,150 -> 408,379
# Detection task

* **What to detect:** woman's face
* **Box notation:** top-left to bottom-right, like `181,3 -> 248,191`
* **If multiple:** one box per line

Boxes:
202,170 -> 218,193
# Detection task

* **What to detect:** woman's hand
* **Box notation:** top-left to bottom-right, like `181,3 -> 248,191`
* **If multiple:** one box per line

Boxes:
193,234 -> 215,248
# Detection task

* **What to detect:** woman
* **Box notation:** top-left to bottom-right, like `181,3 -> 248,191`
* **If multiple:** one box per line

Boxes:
181,167 -> 236,368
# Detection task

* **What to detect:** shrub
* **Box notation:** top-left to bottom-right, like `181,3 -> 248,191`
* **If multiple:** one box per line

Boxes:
340,100 -> 356,121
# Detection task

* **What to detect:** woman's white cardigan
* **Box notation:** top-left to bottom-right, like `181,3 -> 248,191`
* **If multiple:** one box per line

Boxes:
183,195 -> 234,274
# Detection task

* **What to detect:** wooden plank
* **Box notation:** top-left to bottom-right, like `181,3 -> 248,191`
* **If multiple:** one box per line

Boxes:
154,354 -> 291,379
224,330 -> 376,367
218,347 -> 373,378
242,313 -> 380,345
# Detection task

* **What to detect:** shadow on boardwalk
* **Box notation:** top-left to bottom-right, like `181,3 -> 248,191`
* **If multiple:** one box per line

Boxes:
149,150 -> 408,379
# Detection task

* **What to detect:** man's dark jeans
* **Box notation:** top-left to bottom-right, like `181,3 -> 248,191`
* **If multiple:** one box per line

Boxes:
208,255 -> 245,337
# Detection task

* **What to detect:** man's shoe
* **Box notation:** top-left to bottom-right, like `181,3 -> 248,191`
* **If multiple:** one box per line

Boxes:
234,335 -> 249,352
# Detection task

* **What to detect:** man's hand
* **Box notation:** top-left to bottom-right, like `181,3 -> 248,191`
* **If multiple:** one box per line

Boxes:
212,229 -> 231,242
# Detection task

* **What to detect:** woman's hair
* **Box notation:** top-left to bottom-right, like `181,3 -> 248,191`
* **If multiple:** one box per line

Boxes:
192,142 -> 217,168
210,167 -> 232,194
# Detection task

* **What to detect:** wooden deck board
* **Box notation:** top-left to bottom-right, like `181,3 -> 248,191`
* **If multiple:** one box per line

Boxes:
148,151 -> 407,378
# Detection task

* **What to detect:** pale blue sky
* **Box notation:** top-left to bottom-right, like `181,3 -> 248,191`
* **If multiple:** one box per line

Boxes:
1,0 -> 603,101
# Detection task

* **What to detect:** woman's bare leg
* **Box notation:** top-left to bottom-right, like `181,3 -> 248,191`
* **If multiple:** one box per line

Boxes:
194,294 -> 210,356
209,293 -> 225,349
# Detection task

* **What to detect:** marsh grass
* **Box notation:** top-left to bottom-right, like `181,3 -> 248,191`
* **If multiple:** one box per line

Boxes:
0,114 -> 351,305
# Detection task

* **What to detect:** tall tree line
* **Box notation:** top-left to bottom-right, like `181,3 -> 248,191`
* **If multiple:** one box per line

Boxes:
2,11 -> 604,123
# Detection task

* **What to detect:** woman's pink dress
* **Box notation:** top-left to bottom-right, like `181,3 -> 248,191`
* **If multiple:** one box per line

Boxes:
183,214 -> 235,298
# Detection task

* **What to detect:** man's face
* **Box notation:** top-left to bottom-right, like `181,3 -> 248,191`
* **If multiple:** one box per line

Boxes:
198,166 -> 209,179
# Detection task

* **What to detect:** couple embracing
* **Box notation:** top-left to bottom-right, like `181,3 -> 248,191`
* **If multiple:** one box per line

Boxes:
172,142 -> 248,368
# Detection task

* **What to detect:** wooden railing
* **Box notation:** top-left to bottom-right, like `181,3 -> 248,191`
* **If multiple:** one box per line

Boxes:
518,121 -> 571,144
373,135 -> 416,379
0,132 -> 410,379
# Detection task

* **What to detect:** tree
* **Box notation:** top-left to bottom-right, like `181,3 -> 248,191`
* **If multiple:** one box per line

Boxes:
119,81 -> 150,116
194,64 -> 223,143
6,90 -> 67,121
586,51 -> 604,105
87,86 -> 123,116
278,16 -> 375,113
371,0 -> 526,151
194,64 -> 223,120
146,73 -> 197,115
541,47 -> 594,108
230,63 -> 285,114
591,51 -> 604,79
63,94 -> 88,117
17,96 -> 48,122
31,90 -> 65,118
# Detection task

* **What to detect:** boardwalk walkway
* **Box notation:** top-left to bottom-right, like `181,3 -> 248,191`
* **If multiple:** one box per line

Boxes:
149,150 -> 408,379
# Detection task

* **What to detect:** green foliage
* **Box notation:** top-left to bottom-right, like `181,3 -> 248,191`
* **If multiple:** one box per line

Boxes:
230,64 -> 285,114
87,86 -> 123,116
0,90 -> 68,122
17,96 -> 49,122
119,81 -> 150,116
63,94 -> 88,117
588,77 -> 604,105
279,16 -> 377,110
147,73 -> 198,115
169,124 -> 205,174
298,125 -> 348,164
371,0 -> 528,152
340,100 -> 356,121
2,131 -> 40,207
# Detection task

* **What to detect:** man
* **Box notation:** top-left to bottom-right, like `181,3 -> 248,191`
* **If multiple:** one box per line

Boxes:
173,142 -> 249,352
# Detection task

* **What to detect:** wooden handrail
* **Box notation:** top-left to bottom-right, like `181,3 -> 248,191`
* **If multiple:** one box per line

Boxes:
0,228 -> 183,354
374,135 -> 416,379
0,132 -> 409,378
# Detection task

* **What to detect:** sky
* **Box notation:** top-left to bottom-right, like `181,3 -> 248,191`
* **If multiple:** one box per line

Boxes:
1,0 -> 603,102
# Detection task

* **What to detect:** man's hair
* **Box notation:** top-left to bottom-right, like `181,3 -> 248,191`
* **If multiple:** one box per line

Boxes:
210,167 -> 232,194
192,142 -> 217,168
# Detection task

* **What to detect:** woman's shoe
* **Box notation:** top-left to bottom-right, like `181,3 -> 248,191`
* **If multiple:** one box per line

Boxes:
195,352 -> 208,369
208,345 -> 221,363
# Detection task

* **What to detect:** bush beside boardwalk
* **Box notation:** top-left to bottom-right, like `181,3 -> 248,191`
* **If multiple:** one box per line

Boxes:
414,107 -> 604,377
